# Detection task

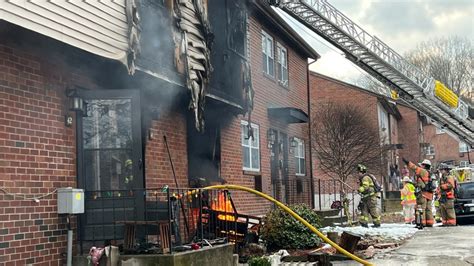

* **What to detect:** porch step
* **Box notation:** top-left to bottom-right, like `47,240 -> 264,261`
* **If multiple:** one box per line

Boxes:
320,215 -> 347,227
383,198 -> 402,213
314,209 -> 340,218
385,190 -> 401,199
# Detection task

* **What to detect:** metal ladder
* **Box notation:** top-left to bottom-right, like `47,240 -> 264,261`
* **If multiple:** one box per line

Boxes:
272,0 -> 473,144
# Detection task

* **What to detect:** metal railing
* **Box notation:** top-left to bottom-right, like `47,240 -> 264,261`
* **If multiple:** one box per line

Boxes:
78,188 -> 262,255
314,179 -> 358,222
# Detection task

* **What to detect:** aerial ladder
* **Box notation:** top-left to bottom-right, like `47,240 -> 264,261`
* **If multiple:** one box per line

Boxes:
270,0 -> 473,145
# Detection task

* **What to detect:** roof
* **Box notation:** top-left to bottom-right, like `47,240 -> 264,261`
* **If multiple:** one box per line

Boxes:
251,1 -> 320,60
310,71 -> 407,120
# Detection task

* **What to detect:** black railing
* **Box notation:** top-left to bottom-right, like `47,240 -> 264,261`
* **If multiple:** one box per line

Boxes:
314,179 -> 358,222
78,188 -> 262,255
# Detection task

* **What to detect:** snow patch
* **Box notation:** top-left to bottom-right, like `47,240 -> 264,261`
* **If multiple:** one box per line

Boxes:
320,223 -> 418,241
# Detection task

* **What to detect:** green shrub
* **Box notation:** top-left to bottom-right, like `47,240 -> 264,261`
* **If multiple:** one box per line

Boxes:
260,204 -> 321,250
248,256 -> 271,266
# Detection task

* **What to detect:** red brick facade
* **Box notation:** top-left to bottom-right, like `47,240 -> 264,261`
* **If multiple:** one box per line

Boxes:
0,40 -> 92,264
309,73 -> 380,189
309,73 -> 423,190
0,9 -> 316,264
422,124 -> 473,166
397,105 -> 423,164
220,14 -> 314,216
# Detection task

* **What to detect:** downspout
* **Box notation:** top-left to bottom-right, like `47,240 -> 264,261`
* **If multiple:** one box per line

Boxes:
307,59 -> 317,209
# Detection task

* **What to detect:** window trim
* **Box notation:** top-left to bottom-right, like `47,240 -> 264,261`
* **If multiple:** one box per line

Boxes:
426,144 -> 435,156
459,161 -> 469,168
241,120 -> 261,172
276,42 -> 289,87
294,137 -> 306,176
261,30 -> 274,77
459,142 -> 472,153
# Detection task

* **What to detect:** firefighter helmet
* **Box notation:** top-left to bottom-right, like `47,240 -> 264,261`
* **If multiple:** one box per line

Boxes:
421,159 -> 432,166
357,164 -> 367,173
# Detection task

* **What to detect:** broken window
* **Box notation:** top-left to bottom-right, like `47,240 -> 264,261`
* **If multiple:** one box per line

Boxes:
294,138 -> 305,176
261,30 -> 274,77
241,121 -> 260,171
277,42 -> 288,87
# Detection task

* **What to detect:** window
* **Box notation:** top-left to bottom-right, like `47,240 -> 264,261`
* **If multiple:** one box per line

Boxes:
241,121 -> 260,171
294,138 -> 306,175
296,179 -> 303,194
261,31 -> 274,77
276,43 -> 288,86
254,175 -> 262,192
460,161 -> 469,168
459,142 -> 471,153
426,144 -> 435,156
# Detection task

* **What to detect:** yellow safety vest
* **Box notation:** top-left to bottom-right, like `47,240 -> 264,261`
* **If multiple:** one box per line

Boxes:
401,183 -> 416,205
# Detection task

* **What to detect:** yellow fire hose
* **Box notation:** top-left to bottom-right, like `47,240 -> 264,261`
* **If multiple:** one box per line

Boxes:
192,184 -> 372,266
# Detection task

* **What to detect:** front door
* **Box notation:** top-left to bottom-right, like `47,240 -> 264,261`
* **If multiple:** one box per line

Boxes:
77,89 -> 143,243
270,129 -> 289,204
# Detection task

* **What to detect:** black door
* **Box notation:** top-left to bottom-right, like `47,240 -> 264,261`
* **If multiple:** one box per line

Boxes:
270,129 -> 289,204
77,89 -> 143,243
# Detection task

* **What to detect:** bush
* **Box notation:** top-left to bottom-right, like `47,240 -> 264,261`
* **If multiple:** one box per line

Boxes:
260,204 -> 321,250
248,256 -> 271,266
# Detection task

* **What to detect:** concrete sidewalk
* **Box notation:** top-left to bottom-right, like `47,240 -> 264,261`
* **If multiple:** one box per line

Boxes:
335,225 -> 474,266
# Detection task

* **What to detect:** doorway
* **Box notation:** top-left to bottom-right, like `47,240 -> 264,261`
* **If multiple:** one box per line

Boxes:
270,129 -> 289,204
77,89 -> 143,243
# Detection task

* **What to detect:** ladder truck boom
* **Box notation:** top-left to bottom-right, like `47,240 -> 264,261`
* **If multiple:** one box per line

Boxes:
270,0 -> 473,145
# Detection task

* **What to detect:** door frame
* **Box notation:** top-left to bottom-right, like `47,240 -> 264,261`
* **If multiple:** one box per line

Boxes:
75,89 -> 143,247
76,89 -> 143,190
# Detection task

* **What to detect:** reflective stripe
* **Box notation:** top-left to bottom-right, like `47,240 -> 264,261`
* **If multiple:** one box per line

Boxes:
401,183 -> 416,201
425,219 -> 435,225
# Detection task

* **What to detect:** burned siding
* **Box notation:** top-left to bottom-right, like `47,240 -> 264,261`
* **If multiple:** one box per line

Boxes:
207,0 -> 249,109
174,0 -> 213,132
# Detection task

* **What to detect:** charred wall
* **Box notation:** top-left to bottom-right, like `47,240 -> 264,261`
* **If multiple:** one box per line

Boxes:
207,0 -> 248,108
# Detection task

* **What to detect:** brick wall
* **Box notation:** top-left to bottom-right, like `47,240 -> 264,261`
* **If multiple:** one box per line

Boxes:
0,39 -> 102,264
423,124 -> 474,165
145,110 -> 188,190
220,14 -> 312,216
397,105 -> 422,165
309,73 -> 380,189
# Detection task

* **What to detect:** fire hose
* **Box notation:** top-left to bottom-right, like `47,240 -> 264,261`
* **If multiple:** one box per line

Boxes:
190,184 -> 373,266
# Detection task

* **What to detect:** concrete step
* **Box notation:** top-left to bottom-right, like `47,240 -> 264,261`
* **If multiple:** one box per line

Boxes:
320,215 -> 347,227
315,209 -> 340,218
385,190 -> 401,199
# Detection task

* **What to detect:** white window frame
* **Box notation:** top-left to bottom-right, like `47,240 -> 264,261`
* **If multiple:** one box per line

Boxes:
276,42 -> 288,87
261,31 -> 274,77
294,138 -> 306,176
459,161 -> 469,168
426,144 -> 435,156
241,121 -> 260,171
459,142 -> 472,153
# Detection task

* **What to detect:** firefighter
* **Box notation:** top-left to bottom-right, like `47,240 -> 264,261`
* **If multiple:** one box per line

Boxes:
400,176 -> 416,224
402,158 -> 435,227
437,163 -> 457,226
357,164 -> 381,228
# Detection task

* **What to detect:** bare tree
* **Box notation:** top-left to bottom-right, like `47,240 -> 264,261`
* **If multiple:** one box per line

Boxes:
312,102 -> 387,224
405,36 -> 473,103
355,36 -> 473,104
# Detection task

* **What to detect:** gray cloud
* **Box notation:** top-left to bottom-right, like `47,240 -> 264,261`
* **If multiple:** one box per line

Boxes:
363,2 -> 435,35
